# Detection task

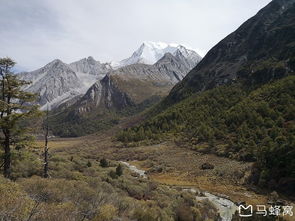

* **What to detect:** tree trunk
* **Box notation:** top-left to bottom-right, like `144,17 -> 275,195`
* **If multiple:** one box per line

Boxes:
43,110 -> 49,178
44,139 -> 49,178
3,130 -> 11,178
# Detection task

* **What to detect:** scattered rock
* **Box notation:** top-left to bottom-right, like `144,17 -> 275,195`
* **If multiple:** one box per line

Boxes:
200,162 -> 214,170
236,201 -> 246,206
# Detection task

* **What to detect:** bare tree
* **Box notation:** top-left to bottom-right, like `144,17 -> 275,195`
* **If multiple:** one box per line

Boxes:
43,105 -> 49,178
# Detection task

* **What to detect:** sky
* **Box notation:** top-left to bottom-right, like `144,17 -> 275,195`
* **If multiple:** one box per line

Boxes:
0,0 -> 272,71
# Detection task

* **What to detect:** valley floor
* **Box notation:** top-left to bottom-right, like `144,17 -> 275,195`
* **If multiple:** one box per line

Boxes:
35,124 -> 294,209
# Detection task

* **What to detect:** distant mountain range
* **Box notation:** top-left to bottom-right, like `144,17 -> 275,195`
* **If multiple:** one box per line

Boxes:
19,42 -> 202,110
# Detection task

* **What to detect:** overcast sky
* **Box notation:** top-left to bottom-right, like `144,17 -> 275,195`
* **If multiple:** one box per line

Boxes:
0,0 -> 272,71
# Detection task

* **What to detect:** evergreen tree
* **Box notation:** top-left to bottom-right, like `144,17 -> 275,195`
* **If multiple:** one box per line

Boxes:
100,158 -> 108,168
0,57 -> 40,178
116,164 -> 123,176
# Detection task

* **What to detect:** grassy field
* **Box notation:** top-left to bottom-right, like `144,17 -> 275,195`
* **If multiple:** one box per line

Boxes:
35,132 -> 278,207
2,118 -> 293,220
17,113 -> 293,220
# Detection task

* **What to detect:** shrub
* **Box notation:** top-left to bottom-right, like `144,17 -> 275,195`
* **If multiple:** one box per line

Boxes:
93,204 -> 118,221
116,164 -> 123,176
100,158 -> 108,168
0,177 -> 33,220
109,170 -> 118,179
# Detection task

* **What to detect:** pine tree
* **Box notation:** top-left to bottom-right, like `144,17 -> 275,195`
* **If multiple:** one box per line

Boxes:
116,164 -> 123,176
100,158 -> 108,168
0,57 -> 40,178
87,160 -> 92,167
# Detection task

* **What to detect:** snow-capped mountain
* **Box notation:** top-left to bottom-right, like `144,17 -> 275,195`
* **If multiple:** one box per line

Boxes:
74,50 -> 200,113
19,41 -> 202,110
113,41 -> 202,68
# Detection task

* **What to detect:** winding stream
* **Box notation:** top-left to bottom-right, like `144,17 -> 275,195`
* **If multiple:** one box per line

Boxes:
120,161 -> 147,178
120,161 -> 237,221
196,191 -> 237,221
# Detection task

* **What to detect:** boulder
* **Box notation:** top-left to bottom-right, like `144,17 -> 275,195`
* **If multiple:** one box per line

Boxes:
200,162 -> 214,170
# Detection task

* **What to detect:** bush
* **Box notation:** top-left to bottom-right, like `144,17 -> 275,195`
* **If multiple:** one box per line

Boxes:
100,158 -> 108,168
0,177 -> 33,220
109,170 -> 118,179
116,164 -> 123,176
93,204 -> 118,221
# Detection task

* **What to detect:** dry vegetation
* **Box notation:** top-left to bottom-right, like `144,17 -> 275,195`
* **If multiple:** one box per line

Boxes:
1,120 -> 294,220
0,129 -> 221,220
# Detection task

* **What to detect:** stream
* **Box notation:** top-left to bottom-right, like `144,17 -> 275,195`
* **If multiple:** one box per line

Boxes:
120,161 -> 147,178
120,161 -> 237,221
184,188 -> 237,221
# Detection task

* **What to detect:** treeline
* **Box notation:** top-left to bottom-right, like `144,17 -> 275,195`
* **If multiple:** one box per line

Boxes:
117,75 -> 295,195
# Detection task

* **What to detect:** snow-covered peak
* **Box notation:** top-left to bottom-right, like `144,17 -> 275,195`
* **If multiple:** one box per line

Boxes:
113,41 -> 202,68
141,41 -> 179,50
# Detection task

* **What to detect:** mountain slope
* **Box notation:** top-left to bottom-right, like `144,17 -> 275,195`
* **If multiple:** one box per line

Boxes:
19,57 -> 112,110
69,56 -> 112,83
19,59 -> 83,109
19,42 -> 201,110
75,50 -> 199,112
117,0 -> 295,195
163,0 -> 295,106
50,50 -> 199,137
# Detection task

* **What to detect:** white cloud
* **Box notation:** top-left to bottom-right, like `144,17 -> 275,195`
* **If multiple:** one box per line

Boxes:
0,0 -> 272,71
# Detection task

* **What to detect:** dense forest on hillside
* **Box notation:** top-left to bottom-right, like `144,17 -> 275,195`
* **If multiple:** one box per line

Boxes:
117,75 -> 295,194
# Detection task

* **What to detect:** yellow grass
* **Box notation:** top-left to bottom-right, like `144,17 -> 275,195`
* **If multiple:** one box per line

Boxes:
150,172 -> 268,206
33,138 -> 82,150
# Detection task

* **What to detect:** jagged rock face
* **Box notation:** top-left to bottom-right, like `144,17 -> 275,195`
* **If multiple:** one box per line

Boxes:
175,45 -> 202,69
19,42 -> 202,111
77,75 -> 134,113
154,52 -> 192,83
19,59 -> 83,109
69,56 -> 112,77
74,50 -> 199,113
110,51 -> 198,84
166,0 -> 295,104
19,57 -> 112,110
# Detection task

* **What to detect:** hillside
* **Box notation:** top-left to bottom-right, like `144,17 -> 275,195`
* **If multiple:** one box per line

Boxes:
49,51 -> 199,137
117,0 -> 295,195
162,0 -> 295,107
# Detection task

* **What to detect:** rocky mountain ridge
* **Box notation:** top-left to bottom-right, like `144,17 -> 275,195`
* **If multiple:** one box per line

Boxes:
19,42 -> 202,110
165,0 -> 295,105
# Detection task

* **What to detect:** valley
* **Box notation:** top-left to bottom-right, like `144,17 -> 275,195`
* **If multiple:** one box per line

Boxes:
0,0 -> 294,220
34,132 -> 266,206
32,123 -> 295,220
